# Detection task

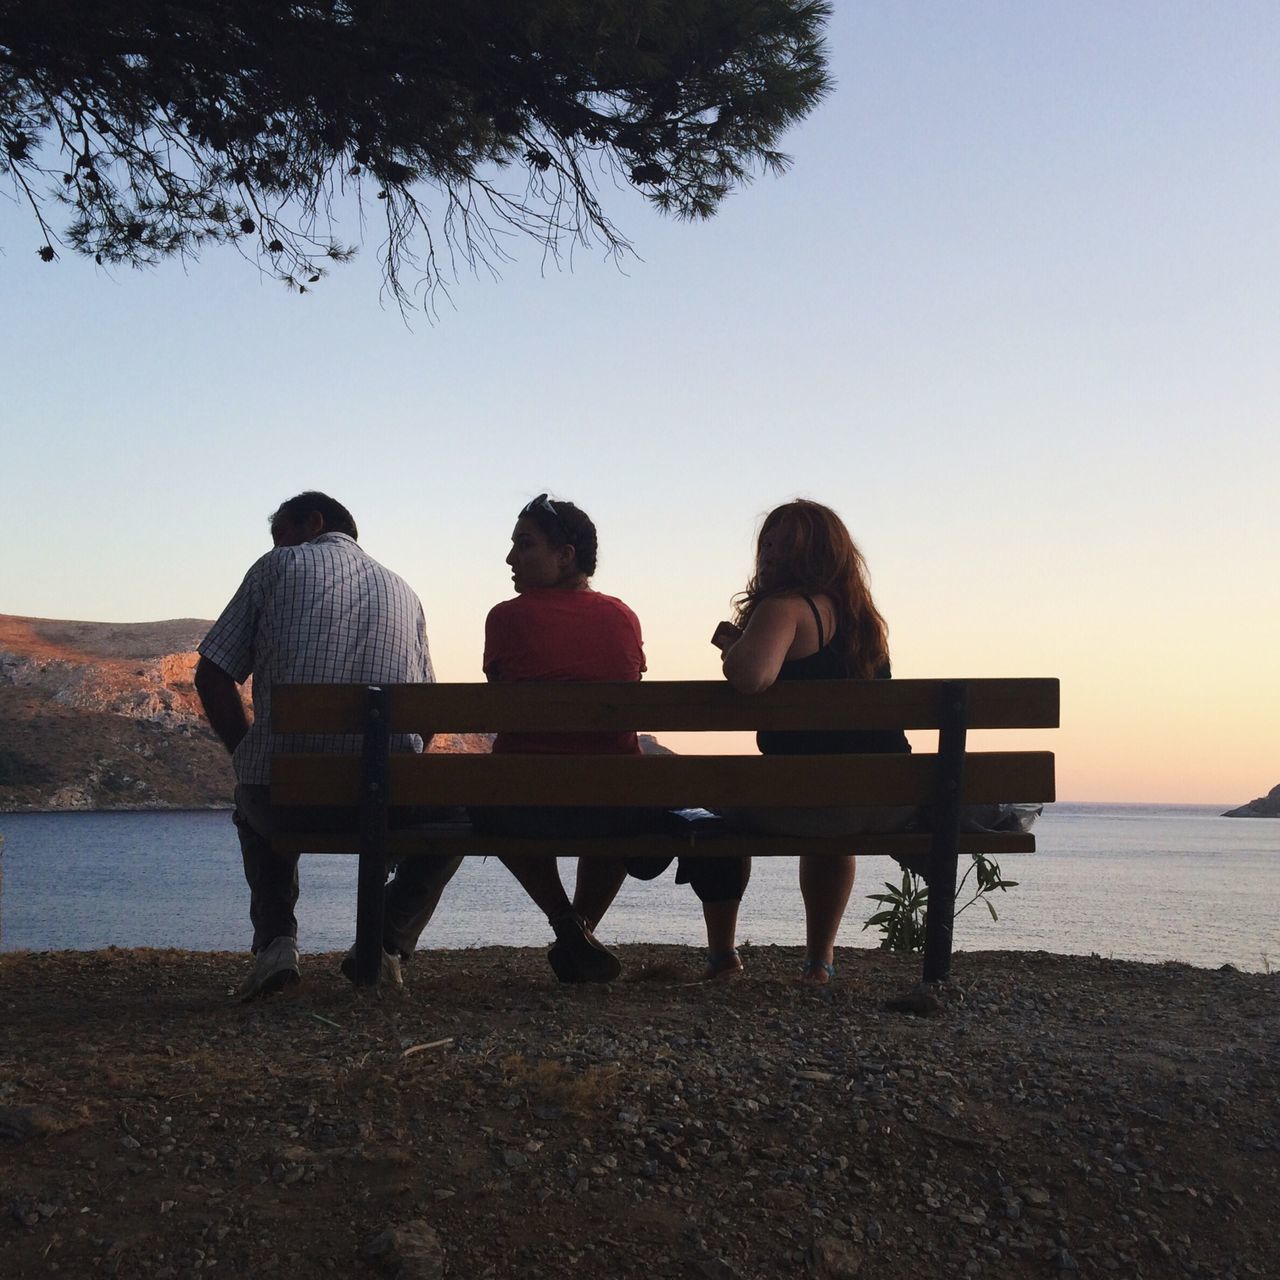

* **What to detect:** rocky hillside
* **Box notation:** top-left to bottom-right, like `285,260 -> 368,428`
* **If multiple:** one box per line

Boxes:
0,613 -> 663,812
0,614 -> 234,811
1223,783 -> 1280,818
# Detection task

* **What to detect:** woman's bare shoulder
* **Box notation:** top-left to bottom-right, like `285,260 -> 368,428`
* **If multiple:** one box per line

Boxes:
752,592 -> 836,651
750,593 -> 811,620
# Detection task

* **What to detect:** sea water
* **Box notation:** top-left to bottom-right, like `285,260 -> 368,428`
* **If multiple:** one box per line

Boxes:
0,804 -> 1277,971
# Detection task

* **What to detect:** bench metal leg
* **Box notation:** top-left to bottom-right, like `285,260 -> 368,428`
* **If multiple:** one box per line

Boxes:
922,681 -> 968,985
355,686 -> 392,987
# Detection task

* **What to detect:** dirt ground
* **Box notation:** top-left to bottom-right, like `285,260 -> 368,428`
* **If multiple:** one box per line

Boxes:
2,945 -> 1277,1279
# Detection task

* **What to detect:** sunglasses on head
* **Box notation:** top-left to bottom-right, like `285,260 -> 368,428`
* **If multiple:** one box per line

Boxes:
520,493 -> 559,521
519,494 -> 573,544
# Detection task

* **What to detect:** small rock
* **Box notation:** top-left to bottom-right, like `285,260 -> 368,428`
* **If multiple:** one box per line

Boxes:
362,1221 -> 445,1280
883,989 -> 941,1017
806,1234 -> 864,1279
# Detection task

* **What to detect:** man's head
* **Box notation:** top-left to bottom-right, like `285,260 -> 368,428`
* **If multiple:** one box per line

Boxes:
269,492 -> 358,547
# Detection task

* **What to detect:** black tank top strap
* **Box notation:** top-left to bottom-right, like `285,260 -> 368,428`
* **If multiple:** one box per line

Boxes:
761,600 -> 908,757
800,594 -> 826,650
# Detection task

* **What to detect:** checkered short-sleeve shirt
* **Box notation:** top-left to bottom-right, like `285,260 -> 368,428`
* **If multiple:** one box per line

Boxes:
198,533 -> 433,785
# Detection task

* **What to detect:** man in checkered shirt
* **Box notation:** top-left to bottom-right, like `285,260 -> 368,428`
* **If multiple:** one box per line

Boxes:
196,491 -> 460,998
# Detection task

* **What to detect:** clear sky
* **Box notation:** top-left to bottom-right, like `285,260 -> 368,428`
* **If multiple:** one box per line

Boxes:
2,3 -> 1277,803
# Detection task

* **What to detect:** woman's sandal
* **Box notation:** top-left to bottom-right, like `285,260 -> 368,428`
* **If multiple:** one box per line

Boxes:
799,958 -> 836,985
703,948 -> 744,980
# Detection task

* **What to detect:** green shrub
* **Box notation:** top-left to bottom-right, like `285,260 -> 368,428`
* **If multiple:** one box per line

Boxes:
863,852 -> 1019,953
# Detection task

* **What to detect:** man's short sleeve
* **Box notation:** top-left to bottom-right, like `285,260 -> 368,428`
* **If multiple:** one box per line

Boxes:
198,556 -> 268,684
415,601 -> 435,683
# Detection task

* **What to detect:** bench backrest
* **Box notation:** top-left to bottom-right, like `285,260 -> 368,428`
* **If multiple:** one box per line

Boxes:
270,678 -> 1057,809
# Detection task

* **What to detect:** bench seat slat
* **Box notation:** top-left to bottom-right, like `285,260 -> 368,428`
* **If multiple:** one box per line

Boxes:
271,750 -> 1055,808
272,828 -> 1037,859
272,678 -> 1060,734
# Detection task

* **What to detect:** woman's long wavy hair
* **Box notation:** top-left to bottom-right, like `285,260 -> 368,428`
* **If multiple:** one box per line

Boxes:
733,500 -> 891,679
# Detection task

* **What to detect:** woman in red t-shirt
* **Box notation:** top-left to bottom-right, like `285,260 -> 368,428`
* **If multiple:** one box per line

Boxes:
471,494 -> 647,983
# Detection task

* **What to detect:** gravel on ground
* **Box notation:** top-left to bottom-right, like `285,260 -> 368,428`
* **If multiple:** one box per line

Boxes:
2,945 -> 1276,1279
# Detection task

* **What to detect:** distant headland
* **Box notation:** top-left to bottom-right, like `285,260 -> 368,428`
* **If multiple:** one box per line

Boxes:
1223,783 -> 1280,818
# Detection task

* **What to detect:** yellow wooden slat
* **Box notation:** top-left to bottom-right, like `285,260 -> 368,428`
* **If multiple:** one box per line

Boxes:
272,830 -> 1037,858
271,677 -> 1060,735
271,750 -> 1055,808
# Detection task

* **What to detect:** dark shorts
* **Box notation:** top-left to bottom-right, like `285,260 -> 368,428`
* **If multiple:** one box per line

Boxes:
468,805 -> 660,839
467,806 -> 746,904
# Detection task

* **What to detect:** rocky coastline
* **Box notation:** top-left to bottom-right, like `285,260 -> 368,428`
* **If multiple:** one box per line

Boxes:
1222,784 -> 1280,819
0,613 -> 233,812
2,945 -> 1276,1279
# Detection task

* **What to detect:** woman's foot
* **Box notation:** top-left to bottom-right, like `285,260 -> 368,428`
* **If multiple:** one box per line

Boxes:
702,949 -> 743,981
799,957 -> 835,985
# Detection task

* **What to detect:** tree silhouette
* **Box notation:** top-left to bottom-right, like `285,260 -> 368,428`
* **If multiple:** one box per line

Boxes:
1,1 -> 831,306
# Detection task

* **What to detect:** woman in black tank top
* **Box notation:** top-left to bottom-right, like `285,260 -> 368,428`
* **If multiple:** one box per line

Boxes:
708,501 -> 911,984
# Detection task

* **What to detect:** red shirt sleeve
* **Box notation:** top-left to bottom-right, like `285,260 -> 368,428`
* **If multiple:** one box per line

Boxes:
482,602 -> 511,680
621,602 -> 646,676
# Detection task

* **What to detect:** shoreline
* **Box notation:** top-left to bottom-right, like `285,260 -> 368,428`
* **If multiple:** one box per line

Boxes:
0,941 -> 1273,976
5,808 -> 1278,976
2,945 -> 1276,1278
0,805 -> 235,815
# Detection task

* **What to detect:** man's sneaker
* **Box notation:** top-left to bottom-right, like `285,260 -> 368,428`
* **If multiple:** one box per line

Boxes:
340,944 -> 404,989
547,914 -> 620,984
235,936 -> 300,1001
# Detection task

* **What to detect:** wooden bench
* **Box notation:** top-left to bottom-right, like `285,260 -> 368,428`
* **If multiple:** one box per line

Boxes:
270,678 -> 1058,987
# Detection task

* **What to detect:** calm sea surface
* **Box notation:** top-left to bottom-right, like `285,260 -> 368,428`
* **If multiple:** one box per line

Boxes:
1,804 -> 1277,971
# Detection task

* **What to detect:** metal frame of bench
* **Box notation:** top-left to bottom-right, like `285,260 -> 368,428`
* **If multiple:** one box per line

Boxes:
270,678 -> 1058,987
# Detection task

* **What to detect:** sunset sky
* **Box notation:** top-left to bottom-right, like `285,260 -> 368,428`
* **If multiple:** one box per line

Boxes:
3,4 -> 1276,803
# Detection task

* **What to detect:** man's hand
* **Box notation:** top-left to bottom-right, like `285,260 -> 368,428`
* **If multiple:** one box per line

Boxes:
194,656 -> 250,755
